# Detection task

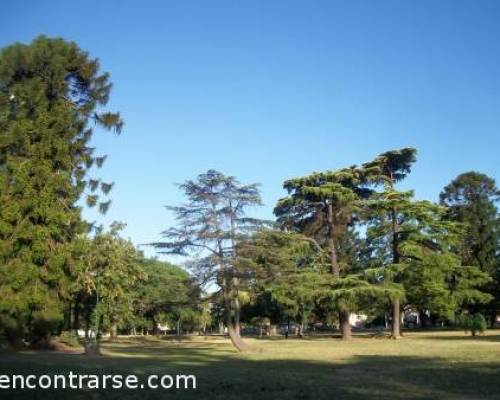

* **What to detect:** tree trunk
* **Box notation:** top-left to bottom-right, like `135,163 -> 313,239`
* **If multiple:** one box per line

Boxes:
297,323 -> 304,338
84,340 -> 101,356
110,322 -> 118,340
73,302 -> 80,336
223,274 -> 251,352
489,311 -> 497,328
228,290 -> 251,351
339,308 -> 352,341
84,313 -> 90,339
390,199 -> 404,339
227,323 -> 250,351
64,301 -> 72,332
151,315 -> 159,335
391,298 -> 402,339
327,203 -> 340,276
327,203 -> 352,341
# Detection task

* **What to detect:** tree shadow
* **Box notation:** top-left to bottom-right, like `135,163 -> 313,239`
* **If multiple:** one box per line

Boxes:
1,342 -> 499,400
417,333 -> 500,343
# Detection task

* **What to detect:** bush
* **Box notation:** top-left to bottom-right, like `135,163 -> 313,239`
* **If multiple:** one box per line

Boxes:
0,314 -> 26,347
459,313 -> 487,336
31,309 -> 64,342
57,331 -> 80,348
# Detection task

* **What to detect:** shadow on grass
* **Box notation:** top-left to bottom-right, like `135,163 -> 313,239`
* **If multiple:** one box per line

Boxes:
1,341 -> 499,400
417,333 -> 500,343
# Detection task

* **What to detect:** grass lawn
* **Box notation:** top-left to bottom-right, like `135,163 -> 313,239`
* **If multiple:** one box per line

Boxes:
1,330 -> 500,399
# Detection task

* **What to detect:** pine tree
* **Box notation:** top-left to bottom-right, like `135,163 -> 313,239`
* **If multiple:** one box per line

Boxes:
395,200 -> 490,326
440,172 -> 500,325
150,170 -> 266,351
274,166 -> 393,340
362,147 -> 417,338
0,36 -> 122,344
132,257 -> 200,335
80,223 -> 145,343
236,229 -> 322,337
364,153 -> 492,332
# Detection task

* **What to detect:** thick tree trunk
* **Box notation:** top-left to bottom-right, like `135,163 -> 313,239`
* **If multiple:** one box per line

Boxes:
84,340 -> 102,356
420,310 -> 430,328
73,302 -> 80,336
489,311 -> 497,328
110,322 -> 118,340
390,199 -> 404,339
327,203 -> 340,276
391,298 -> 402,339
151,315 -> 159,335
84,310 -> 91,339
327,203 -> 352,341
64,301 -> 72,332
222,275 -> 250,352
228,284 -> 251,351
391,206 -> 399,264
227,323 -> 250,351
339,308 -> 352,341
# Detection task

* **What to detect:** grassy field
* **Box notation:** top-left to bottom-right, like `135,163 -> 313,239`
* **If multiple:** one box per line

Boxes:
1,331 -> 500,399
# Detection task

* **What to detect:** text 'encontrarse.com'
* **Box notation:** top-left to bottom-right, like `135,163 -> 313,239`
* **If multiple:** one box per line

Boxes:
0,372 -> 197,390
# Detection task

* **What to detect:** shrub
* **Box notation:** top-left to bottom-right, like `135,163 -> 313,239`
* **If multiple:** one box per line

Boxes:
57,331 -> 81,348
459,313 -> 487,336
31,309 -> 64,343
0,315 -> 25,347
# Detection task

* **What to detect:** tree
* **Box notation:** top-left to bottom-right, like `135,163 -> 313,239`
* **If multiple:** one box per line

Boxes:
440,172 -> 500,325
398,201 -> 491,325
365,187 -> 491,331
362,147 -> 417,338
79,223 -> 145,345
237,229 -> 322,337
459,313 -> 487,337
133,257 -> 200,335
274,166 -> 387,340
0,36 -> 122,344
150,170 -> 266,351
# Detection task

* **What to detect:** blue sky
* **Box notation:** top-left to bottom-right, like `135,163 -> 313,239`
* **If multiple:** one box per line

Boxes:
2,0 -> 499,258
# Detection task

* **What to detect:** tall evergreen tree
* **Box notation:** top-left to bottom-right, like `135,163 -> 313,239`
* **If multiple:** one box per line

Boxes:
362,148 -> 417,338
236,229 -> 322,336
0,37 -> 122,344
364,152 -> 491,333
440,172 -> 500,324
274,166 -> 391,340
150,170 -> 265,351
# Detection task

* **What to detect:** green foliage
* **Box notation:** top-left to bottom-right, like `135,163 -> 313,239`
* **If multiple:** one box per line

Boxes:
237,229 -> 321,323
150,170 -> 266,346
274,161 -> 402,334
363,149 -> 492,328
459,313 -> 487,336
132,257 -> 200,333
0,36 -> 121,342
57,331 -> 80,348
79,223 -> 145,337
440,171 -> 500,320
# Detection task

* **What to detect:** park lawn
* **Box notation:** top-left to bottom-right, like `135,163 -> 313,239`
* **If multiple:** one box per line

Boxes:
0,330 -> 500,400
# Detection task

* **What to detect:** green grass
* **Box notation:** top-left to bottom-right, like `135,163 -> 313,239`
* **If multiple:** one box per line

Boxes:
1,330 -> 500,399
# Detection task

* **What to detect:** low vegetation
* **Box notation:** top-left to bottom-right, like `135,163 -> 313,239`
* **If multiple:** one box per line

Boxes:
1,331 -> 500,399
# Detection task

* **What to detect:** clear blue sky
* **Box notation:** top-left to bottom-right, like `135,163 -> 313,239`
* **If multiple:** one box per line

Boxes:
2,0 -> 499,258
